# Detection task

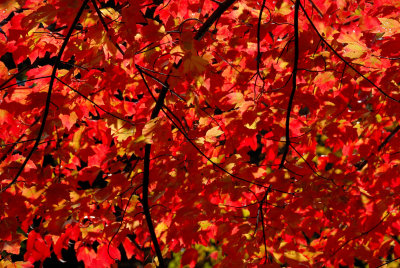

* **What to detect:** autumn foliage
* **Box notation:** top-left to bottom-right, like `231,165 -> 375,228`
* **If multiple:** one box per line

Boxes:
1,0 -> 400,267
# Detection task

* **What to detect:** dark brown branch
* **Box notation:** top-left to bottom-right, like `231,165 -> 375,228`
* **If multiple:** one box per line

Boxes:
91,0 -> 125,56
279,0 -> 300,168
378,125 -> 400,151
135,61 -> 183,268
0,65 -> 31,91
259,186 -> 271,264
377,257 -> 400,267
0,76 -> 51,92
1,0 -> 90,193
256,0 -> 270,75
142,129 -> 165,267
307,0 -> 323,18
194,0 -> 237,40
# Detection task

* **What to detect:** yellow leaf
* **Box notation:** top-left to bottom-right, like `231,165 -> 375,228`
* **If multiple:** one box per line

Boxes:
198,220 -> 212,230
242,209 -> 250,218
245,118 -> 259,130
100,7 -> 120,21
0,1 -> 20,9
343,43 -> 367,59
142,117 -> 161,144
276,1 -> 292,15
22,186 -> 45,200
134,135 -> 146,144
222,92 -> 244,108
205,126 -> 224,142
337,31 -> 367,59
107,118 -> 135,142
379,18 -> 400,35
0,109 -> 10,124
71,126 -> 85,150
155,222 -> 168,236
1,260 -> 34,268
284,250 -> 308,262
376,114 -> 382,123
208,154 -> 225,165
195,137 -> 205,145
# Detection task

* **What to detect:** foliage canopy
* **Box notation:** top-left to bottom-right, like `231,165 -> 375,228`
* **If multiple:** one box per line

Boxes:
1,0 -> 400,267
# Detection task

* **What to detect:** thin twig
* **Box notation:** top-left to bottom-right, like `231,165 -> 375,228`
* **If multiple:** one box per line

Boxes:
331,212 -> 390,257
355,124 -> 400,170
55,77 -> 134,126
259,186 -> 271,264
254,0 -> 270,100
107,184 -> 142,260
91,0 -> 125,56
307,0 -> 324,18
0,76 -> 51,91
376,257 -> 400,268
299,1 -> 400,103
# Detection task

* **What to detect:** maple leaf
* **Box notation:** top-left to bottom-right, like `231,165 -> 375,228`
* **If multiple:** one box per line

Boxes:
205,126 -> 224,143
182,50 -> 209,75
181,248 -> 199,268
142,117 -> 161,144
24,231 -> 51,263
59,111 -> 78,131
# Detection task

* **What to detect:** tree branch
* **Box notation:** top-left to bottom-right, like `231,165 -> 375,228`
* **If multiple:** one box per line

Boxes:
135,61 -> 182,268
194,0 -> 237,40
1,0 -> 90,193
279,0 -> 300,168
377,257 -> 400,267
91,0 -> 125,56
307,0 -> 323,18
378,125 -> 400,151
